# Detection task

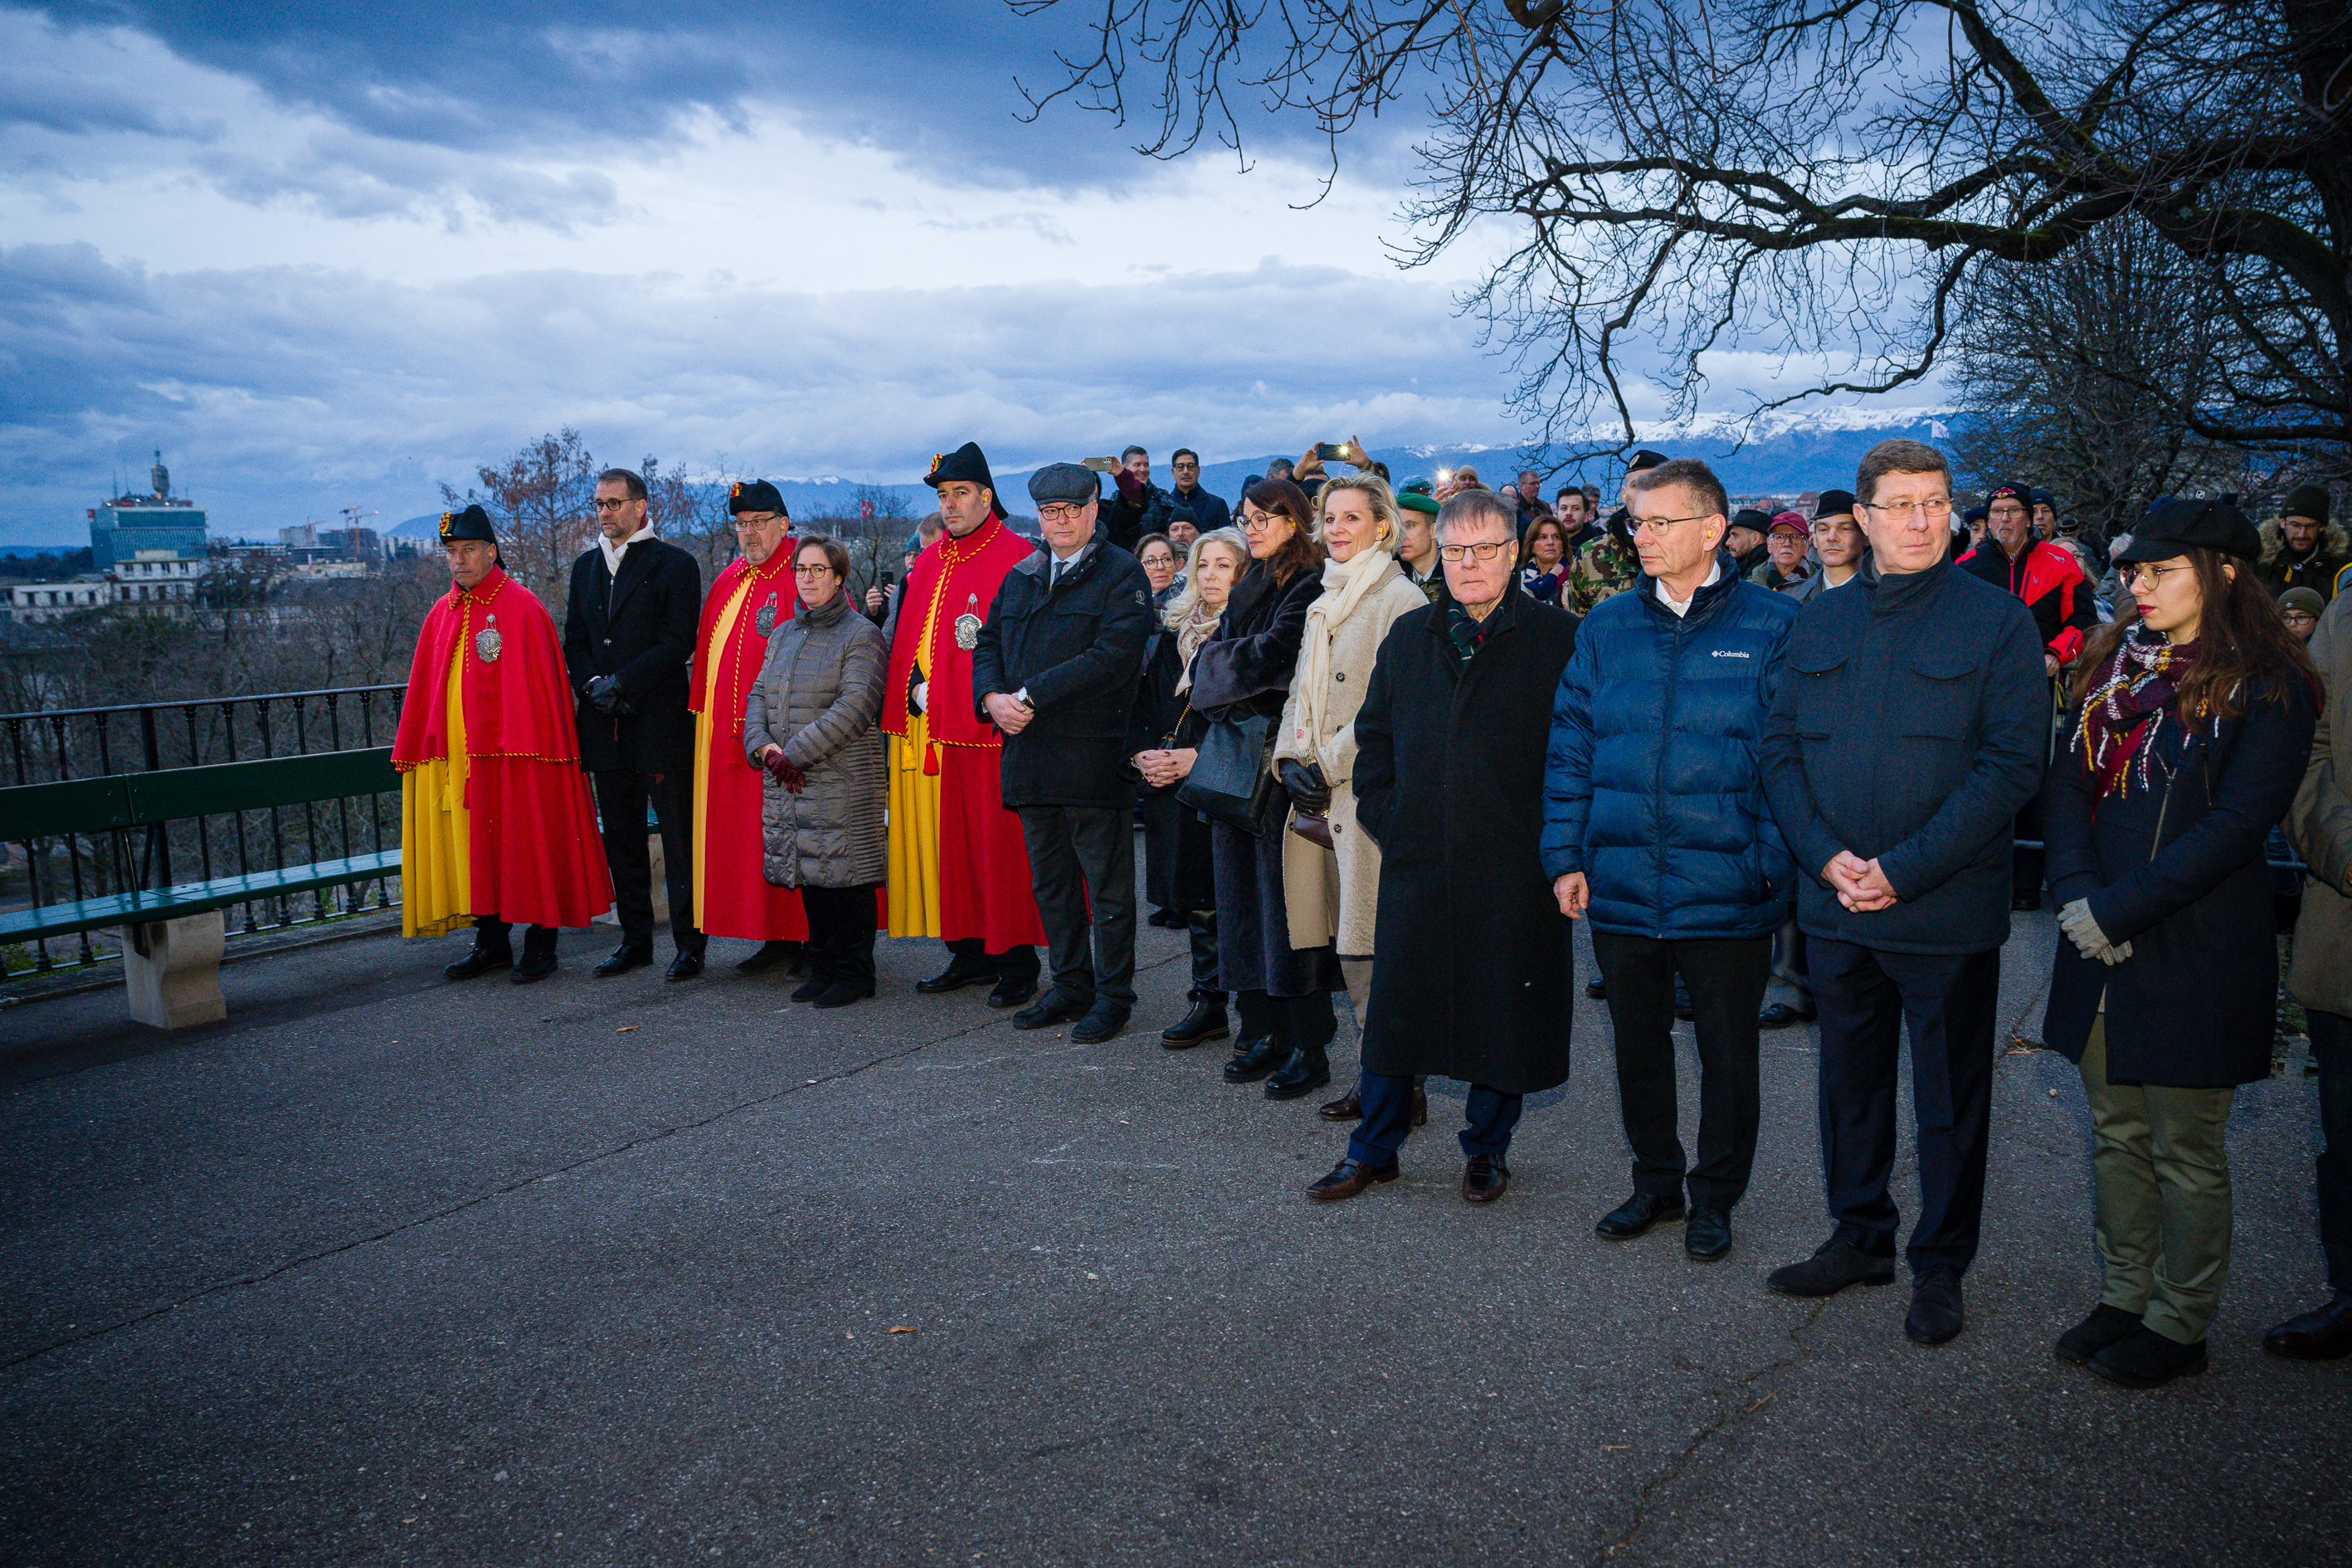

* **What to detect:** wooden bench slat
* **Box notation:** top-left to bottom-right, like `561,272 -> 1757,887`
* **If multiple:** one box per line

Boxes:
1,777 -> 134,840
0,851 -> 402,943
120,749 -> 400,825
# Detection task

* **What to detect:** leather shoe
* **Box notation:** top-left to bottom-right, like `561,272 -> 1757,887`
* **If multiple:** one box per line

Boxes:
2089,1326 -> 2207,1387
1684,1206 -> 1733,1262
1160,1000 -> 1229,1048
1220,1035 -> 1290,1084
1905,1269 -> 1966,1346
1766,1236 -> 1897,1297
1307,1157 -> 1398,1202
1460,1154 -> 1509,1203
812,980 -> 874,1009
917,961 -> 995,994
1264,1046 -> 1330,1100
511,950 -> 558,984
2056,1303 -> 2144,1366
734,940 -> 804,976
790,976 -> 830,1002
1758,1001 -> 1815,1029
2262,1297 -> 2352,1360
987,976 -> 1039,1009
593,944 -> 653,979
665,950 -> 704,981
1070,1006 -> 1129,1044
1585,978 -> 1608,1001
1318,1085 -> 1364,1121
1595,1191 -> 1685,1240
443,943 -> 513,981
1013,991 -> 1090,1030
1147,908 -> 1185,928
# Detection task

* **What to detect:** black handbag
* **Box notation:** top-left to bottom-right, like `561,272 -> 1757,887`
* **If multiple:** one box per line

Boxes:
1177,709 -> 1282,836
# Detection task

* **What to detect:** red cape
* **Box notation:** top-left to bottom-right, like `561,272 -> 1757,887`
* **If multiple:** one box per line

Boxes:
691,553 -> 811,941
883,515 -> 1035,750
395,568 -> 611,928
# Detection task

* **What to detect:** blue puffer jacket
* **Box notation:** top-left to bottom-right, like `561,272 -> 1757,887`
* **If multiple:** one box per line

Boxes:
1540,558 -> 1798,939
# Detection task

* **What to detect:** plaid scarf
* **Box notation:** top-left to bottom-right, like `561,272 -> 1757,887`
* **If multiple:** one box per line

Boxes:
2077,626 -> 2200,801
1443,601 -> 1492,670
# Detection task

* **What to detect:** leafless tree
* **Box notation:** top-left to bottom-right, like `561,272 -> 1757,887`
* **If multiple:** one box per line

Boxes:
1010,0 -> 2352,466
442,429 -> 598,619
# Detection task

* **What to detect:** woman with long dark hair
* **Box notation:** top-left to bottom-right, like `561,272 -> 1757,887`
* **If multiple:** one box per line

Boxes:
2038,499 -> 2318,1389
1186,478 -> 1343,1097
1517,514 -> 1572,606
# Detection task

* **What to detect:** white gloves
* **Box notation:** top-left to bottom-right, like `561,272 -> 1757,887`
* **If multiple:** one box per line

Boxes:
2059,898 -> 2134,967
912,679 -> 929,715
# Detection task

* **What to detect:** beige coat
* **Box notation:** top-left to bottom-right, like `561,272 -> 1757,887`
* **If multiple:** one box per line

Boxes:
2289,590 -> 2352,1017
1276,568 -> 1430,960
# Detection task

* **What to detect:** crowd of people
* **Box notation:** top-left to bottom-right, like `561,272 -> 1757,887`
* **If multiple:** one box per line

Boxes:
390,436 -> 2350,1391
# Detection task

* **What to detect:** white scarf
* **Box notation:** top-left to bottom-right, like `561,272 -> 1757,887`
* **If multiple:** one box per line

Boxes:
599,522 -> 655,577
1290,539 -> 1400,772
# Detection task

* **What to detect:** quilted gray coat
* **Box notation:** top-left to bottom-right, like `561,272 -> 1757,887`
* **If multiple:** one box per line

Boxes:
743,594 -> 889,889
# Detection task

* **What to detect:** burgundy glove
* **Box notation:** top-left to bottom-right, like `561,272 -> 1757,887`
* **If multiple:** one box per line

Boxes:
763,752 -> 806,793
1114,468 -> 1143,503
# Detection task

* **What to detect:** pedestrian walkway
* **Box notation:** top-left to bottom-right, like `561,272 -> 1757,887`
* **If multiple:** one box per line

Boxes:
1,915 -> 2343,1565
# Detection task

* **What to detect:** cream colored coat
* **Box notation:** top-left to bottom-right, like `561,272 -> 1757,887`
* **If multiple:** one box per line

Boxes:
2288,589 -> 2352,1017
1276,567 -> 1431,960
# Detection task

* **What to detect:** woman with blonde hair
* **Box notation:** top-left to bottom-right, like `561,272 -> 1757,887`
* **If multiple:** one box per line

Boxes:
1273,473 -> 1433,1108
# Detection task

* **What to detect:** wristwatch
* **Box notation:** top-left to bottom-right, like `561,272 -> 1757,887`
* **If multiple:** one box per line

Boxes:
1012,687 -> 1034,709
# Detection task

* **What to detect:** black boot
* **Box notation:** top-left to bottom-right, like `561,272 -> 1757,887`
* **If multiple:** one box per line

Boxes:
1161,997 -> 1230,1049
1264,1045 -> 1331,1100
511,925 -> 559,983
1221,1034 -> 1291,1084
444,918 -> 514,980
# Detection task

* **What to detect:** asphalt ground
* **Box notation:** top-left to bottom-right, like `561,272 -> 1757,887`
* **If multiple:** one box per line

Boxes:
1,898 -> 2345,1566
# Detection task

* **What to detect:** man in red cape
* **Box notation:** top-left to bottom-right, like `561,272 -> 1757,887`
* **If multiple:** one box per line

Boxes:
885,442 -> 1045,1006
687,480 -> 814,974
394,504 -> 612,981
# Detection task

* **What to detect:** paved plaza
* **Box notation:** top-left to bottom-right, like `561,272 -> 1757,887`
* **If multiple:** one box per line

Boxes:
1,909 -> 2345,1566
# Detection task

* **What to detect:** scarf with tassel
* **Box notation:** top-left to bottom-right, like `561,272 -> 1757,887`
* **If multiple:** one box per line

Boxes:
2076,626 -> 2200,801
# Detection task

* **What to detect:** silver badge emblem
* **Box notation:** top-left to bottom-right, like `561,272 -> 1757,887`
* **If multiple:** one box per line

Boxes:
755,592 -> 779,636
475,613 -> 502,663
953,612 -> 982,650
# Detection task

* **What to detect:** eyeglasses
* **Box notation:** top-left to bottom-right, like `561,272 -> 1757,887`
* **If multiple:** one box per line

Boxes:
1437,541 -> 1512,562
2283,611 -> 2319,625
791,564 -> 835,577
590,498 -> 635,514
1860,498 -> 1954,522
731,514 -> 786,531
1037,503 -> 1089,523
1241,514 -> 1288,532
2122,562 -> 2189,589
1628,511 -> 1717,535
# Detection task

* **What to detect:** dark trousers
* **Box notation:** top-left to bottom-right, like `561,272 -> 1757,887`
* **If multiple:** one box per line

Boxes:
1348,1070 -> 1522,1166
2012,794 -> 2047,904
1592,931 -> 1770,1212
1018,804 -> 1137,1011
1810,938 -> 1999,1277
1187,909 -> 1224,1001
2310,1008 -> 2352,1299
592,770 -> 700,955
801,884 -> 877,991
474,915 -> 554,960
1236,987 -> 1335,1049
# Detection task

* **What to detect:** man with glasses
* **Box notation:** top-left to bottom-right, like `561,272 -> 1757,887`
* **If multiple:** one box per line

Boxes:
1958,480 -> 2097,910
684,480 -> 819,976
1167,448 -> 1229,533
971,463 -> 1154,1043
562,467 -> 708,981
1545,458 -> 1796,1261
1310,489 -> 1580,1204
885,443 -> 1047,1008
1760,438 -> 2048,1347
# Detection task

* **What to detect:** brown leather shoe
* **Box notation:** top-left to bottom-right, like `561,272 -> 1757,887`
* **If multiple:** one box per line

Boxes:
1461,1154 -> 1510,1204
1317,1086 -> 1364,1121
2263,1297 -> 2352,1360
1307,1157 -> 1399,1202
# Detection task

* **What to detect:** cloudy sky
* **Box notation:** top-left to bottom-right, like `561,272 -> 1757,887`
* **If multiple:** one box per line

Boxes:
0,2 -> 1930,546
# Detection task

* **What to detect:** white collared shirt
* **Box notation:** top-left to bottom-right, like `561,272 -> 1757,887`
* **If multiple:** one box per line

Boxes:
1655,560 -> 1722,618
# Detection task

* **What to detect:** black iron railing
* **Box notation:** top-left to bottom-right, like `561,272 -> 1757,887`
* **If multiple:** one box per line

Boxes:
2,684 -> 409,976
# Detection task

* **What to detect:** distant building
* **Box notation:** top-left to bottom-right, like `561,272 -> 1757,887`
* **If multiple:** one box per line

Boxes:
109,548 -> 208,606
2,576 -> 114,622
91,452 -> 207,568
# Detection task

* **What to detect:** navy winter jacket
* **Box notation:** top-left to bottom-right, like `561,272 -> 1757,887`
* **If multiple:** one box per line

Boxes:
1541,558 -> 1799,939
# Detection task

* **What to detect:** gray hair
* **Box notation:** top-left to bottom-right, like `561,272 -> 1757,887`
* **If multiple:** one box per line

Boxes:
1437,488 -> 1517,543
1162,526 -> 1249,631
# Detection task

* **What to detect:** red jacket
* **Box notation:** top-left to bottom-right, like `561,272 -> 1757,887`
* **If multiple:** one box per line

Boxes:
1957,539 -> 2096,665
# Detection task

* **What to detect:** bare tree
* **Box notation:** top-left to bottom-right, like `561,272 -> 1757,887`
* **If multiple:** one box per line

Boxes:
1010,0 -> 2352,466
442,429 -> 597,619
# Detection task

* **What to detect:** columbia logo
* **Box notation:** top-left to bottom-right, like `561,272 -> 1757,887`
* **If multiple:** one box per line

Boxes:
1709,650 -> 1752,659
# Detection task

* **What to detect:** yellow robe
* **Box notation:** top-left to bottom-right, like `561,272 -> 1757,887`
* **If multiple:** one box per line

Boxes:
400,634 -> 473,937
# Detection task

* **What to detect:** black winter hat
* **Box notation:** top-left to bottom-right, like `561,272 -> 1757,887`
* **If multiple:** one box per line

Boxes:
2116,498 -> 2262,564
1813,489 -> 1858,520
2283,484 -> 2330,524
1729,507 -> 1771,536
923,441 -> 1009,519
438,504 -> 495,544
1984,482 -> 2029,510
728,479 -> 787,517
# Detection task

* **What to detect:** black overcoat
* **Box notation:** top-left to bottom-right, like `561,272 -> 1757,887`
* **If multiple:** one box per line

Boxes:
1125,627 -> 1214,911
1355,585 -> 1580,1093
562,537 -> 702,774
971,541 -> 1154,809
2040,674 -> 2317,1087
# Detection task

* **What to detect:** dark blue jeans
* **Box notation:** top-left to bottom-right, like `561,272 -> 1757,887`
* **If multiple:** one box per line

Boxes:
1348,1071 -> 1522,1167
2309,1008 -> 2352,1299
1809,939 -> 1999,1278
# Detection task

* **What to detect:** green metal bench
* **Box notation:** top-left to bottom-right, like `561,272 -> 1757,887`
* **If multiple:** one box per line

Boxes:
0,748 -> 401,1027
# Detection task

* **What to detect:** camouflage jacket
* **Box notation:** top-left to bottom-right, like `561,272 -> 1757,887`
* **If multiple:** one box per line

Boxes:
1566,528 -> 1640,616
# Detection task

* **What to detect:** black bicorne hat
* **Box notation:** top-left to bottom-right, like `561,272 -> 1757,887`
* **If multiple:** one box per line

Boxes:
728,479 -> 787,517
923,441 -> 1008,520
439,504 -> 495,544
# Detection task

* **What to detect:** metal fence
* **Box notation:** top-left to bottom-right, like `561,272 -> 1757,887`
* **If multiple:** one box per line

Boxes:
2,684 -> 409,976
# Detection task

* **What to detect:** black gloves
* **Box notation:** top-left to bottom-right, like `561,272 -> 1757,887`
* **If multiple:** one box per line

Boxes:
585,674 -> 634,715
1278,758 -> 1330,812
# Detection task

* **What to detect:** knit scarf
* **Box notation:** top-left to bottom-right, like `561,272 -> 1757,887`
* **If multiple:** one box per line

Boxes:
2077,626 -> 2200,801
1170,596 -> 1227,698
1288,543 -> 1402,770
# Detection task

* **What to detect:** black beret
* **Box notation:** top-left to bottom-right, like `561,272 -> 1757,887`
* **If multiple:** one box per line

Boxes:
2284,484 -> 2330,524
1629,449 -> 1668,474
2116,498 -> 2261,565
438,504 -> 494,544
1813,489 -> 1858,520
728,479 -> 786,516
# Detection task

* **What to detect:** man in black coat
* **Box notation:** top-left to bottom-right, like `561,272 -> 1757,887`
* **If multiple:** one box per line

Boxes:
1759,438 -> 2048,1347
972,461 -> 1154,1043
562,467 -> 707,980
1308,488 -> 1580,1205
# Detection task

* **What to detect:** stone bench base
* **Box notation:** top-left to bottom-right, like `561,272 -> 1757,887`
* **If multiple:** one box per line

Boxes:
115,910 -> 228,1030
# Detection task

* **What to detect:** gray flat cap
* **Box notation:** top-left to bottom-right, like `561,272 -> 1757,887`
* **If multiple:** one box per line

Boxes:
1028,462 -> 1099,508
